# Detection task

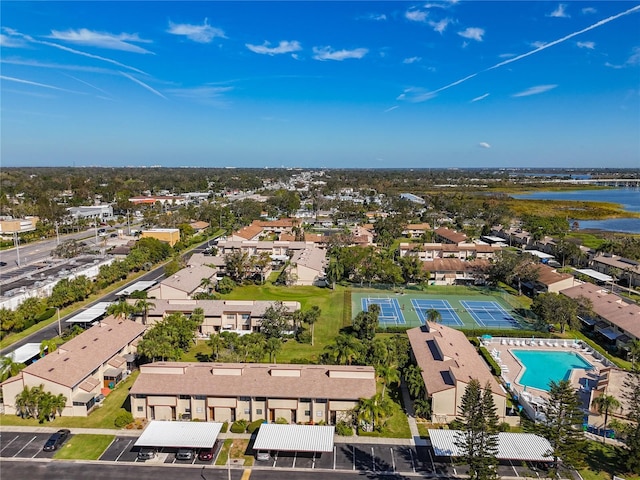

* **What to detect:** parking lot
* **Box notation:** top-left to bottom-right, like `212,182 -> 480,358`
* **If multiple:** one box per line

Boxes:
1,431 -> 551,476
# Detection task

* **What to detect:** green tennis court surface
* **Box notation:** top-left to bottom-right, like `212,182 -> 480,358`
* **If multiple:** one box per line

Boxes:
352,290 -> 526,330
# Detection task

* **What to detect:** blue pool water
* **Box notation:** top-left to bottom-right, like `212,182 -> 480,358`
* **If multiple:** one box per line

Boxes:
512,350 -> 593,392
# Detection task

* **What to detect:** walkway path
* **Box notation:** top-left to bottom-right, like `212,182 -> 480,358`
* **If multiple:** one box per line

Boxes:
400,379 -> 428,446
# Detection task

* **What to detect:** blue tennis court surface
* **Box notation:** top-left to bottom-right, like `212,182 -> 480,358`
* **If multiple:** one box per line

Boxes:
411,299 -> 463,326
362,297 -> 406,325
461,300 -> 518,327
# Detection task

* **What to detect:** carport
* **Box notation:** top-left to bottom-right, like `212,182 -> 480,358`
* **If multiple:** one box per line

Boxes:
115,281 -> 157,297
65,302 -> 112,327
253,424 -> 335,453
134,421 -> 223,449
428,430 -> 553,462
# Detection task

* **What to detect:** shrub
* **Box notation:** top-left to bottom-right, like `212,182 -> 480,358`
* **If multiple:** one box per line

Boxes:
468,337 -> 480,347
296,330 -> 312,344
448,419 -> 463,430
220,421 -> 229,433
498,422 -> 511,432
230,419 -> 248,433
478,346 -> 501,376
114,410 -> 134,428
35,308 -> 56,323
216,277 -> 236,294
275,417 -> 288,424
247,419 -> 265,434
335,421 -> 353,436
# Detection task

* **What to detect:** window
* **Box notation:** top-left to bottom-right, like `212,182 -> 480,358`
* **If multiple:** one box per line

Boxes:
185,408 -> 191,413
137,406 -> 144,412
256,409 -> 263,415
194,395 -> 206,400
239,396 -> 250,402
316,398 -> 327,403
316,411 -> 323,417
244,408 -> 250,415
300,398 -> 311,403
304,410 -> 311,416
179,395 -> 190,400
255,397 -> 266,402
241,314 -> 250,320
226,314 -> 235,320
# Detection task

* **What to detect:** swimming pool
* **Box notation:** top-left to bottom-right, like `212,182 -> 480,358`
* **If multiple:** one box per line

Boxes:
512,350 -> 594,392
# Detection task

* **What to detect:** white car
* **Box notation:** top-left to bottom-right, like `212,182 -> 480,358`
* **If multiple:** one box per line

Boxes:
255,451 -> 271,461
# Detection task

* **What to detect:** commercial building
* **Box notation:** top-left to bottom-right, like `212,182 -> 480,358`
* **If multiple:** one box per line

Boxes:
140,228 -> 180,247
130,362 -> 376,424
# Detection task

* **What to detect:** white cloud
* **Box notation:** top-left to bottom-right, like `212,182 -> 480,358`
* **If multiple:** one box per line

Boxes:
458,27 -> 484,42
471,93 -> 489,102
512,84 -> 557,97
576,41 -> 595,50
364,13 -> 387,21
167,19 -> 225,43
531,41 -> 547,49
384,105 -> 398,113
47,29 -> 153,54
119,71 -> 166,99
405,9 -> 428,22
478,142 -> 491,149
549,4 -> 570,18
312,46 -> 368,61
582,7 -> 597,15
605,46 -> 640,69
396,87 -> 437,103
0,74 -> 83,94
0,33 -> 27,48
166,85 -> 233,106
429,18 -> 452,33
403,56 -> 421,64
246,40 -> 302,56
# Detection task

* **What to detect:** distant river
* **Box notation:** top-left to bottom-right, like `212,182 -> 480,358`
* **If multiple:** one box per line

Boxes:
512,188 -> 640,234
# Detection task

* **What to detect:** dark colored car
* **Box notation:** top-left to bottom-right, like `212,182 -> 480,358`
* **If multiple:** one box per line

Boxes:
176,448 -> 193,461
198,448 -> 214,461
137,448 -> 157,460
43,429 -> 70,451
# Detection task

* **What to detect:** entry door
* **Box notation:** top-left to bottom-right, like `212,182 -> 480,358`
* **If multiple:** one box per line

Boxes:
269,409 -> 275,422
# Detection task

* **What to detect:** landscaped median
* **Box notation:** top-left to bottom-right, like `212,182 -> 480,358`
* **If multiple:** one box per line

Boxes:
53,434 -> 115,460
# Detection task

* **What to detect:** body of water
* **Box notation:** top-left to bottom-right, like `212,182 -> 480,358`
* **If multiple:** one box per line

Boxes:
512,188 -> 640,233
512,350 -> 593,392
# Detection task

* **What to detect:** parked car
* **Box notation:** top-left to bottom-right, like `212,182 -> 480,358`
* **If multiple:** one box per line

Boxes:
197,447 -> 214,461
43,429 -> 70,451
137,448 -> 156,460
176,448 -> 193,461
255,450 -> 271,461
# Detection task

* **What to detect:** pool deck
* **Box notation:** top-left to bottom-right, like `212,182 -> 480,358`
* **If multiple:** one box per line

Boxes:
484,337 -> 610,421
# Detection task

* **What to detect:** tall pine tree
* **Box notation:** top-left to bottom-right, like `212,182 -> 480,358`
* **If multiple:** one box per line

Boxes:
536,379 -> 586,475
622,371 -> 640,474
454,379 -> 500,480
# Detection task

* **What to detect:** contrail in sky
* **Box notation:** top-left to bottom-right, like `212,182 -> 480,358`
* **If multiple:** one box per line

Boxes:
429,4 -> 640,96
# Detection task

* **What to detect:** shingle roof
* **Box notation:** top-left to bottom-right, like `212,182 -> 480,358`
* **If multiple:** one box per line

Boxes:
158,265 -> 217,294
148,299 -> 300,317
131,363 -> 376,400
20,318 -> 145,388
407,325 -> 505,397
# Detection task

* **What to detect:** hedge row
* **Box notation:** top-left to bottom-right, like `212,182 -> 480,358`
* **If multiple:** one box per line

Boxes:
478,346 -> 501,376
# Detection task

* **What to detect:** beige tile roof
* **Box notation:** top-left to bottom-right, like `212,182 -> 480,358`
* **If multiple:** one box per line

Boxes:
148,299 -> 300,318
21,318 -> 145,388
422,258 -> 488,272
435,227 -> 468,244
290,247 -> 326,272
533,264 -> 573,286
159,265 -> 217,294
407,325 -> 505,397
131,363 -> 377,400
561,282 -> 640,339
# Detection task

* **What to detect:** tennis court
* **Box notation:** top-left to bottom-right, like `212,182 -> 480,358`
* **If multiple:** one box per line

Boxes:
411,299 -> 464,327
351,289 -> 526,331
361,297 -> 406,325
460,300 -> 518,328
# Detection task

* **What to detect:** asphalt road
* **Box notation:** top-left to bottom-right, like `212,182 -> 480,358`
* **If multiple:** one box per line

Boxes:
0,239 -> 214,358
0,460 -> 409,480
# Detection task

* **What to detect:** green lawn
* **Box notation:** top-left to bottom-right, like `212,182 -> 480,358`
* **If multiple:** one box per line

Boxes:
211,284 -> 346,363
579,440 -> 639,480
0,371 -> 138,429
54,434 -> 114,460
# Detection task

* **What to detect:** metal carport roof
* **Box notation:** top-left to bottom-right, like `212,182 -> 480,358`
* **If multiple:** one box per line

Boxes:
429,430 -> 553,462
115,281 -> 157,297
65,302 -> 112,324
134,421 -> 223,449
253,424 -> 335,453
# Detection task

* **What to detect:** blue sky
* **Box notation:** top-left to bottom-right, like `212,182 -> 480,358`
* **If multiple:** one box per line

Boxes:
1,1 -> 639,168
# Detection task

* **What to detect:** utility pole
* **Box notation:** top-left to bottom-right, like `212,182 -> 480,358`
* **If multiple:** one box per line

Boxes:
55,222 -> 60,245
57,308 -> 62,336
13,232 -> 20,266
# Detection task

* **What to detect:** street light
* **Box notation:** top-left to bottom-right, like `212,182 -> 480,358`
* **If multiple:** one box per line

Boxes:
57,308 -> 62,336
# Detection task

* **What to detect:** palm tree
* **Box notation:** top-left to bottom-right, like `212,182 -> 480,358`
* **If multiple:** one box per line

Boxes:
355,393 -> 392,432
377,364 -> 400,397
403,364 -> 425,399
199,277 -> 214,294
39,338 -> 59,357
0,356 -> 26,382
207,333 -> 224,361
628,339 -> 640,371
592,393 -> 621,443
426,309 -> 442,324
325,334 -> 360,365
304,306 -> 321,346
265,337 -> 283,364
107,300 -> 134,321
134,298 -> 156,326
